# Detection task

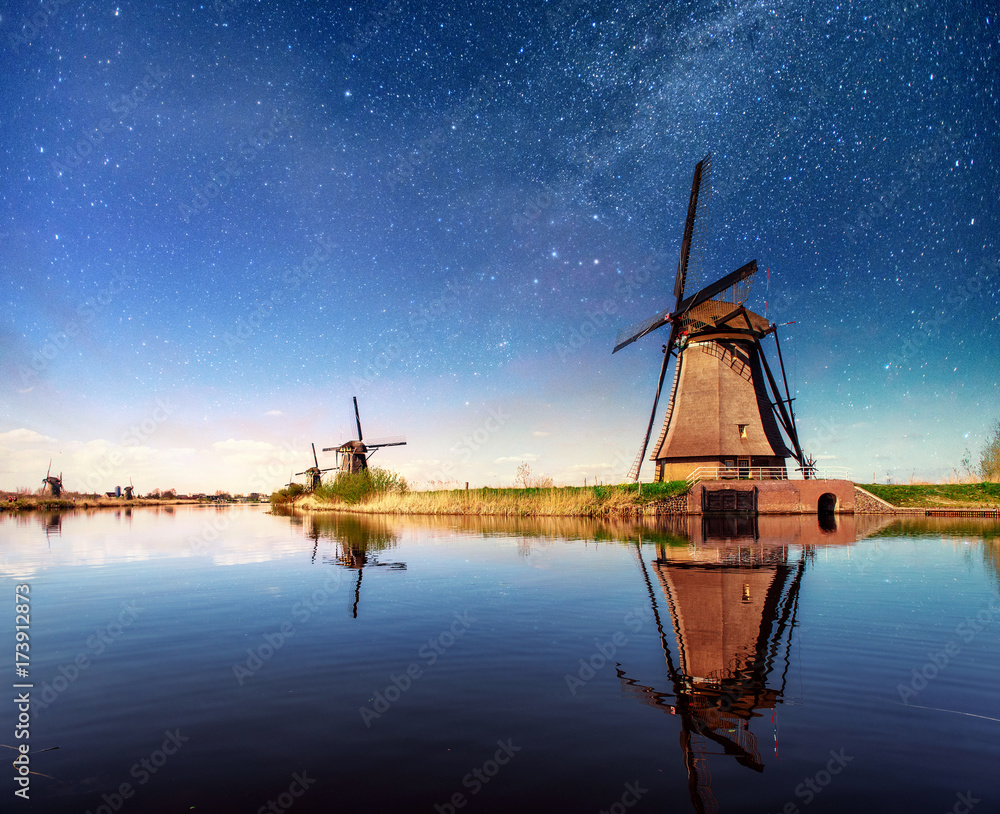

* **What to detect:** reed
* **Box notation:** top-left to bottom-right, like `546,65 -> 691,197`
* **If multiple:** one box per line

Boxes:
301,481 -> 689,517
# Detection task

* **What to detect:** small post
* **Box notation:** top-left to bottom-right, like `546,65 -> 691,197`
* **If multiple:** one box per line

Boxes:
465,482 -> 469,491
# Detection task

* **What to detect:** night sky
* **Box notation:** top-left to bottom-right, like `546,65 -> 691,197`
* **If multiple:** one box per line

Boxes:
1,0 -> 997,494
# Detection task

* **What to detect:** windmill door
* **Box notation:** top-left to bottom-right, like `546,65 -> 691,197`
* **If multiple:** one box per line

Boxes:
738,457 -> 750,478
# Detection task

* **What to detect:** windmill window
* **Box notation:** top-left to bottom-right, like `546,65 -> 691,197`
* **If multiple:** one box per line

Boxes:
738,424 -> 748,438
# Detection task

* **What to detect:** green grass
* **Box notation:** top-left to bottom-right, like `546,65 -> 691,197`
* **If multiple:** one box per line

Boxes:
857,482 -> 1000,507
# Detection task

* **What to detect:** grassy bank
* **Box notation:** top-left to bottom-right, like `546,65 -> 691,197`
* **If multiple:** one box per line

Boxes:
294,481 -> 690,517
857,482 -> 1000,508
0,493 -> 209,512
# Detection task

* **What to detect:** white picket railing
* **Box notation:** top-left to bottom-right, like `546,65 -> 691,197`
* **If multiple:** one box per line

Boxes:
685,465 -> 852,485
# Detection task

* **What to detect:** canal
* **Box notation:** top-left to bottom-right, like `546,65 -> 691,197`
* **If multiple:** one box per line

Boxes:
2,506 -> 998,812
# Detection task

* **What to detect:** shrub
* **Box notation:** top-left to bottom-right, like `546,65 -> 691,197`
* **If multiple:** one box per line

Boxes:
314,468 -> 408,505
270,482 -> 305,504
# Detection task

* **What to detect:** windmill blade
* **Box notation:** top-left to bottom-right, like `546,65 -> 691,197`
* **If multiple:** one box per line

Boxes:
312,443 -> 319,468
613,310 -> 672,354
628,342 -> 674,482
676,259 -> 757,317
353,396 -> 364,442
47,459 -> 52,479
323,440 -> 361,453
365,436 -> 406,448
614,154 -> 714,355
674,151 -> 712,306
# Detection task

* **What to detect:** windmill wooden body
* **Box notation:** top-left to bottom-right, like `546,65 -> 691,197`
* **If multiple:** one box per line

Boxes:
613,153 -> 809,482
323,396 -> 406,474
42,461 -> 63,497
295,443 -> 336,491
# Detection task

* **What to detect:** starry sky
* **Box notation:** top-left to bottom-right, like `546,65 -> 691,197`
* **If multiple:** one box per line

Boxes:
1,0 -> 997,494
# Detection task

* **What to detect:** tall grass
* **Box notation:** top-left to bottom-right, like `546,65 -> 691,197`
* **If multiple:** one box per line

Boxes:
305,480 -> 689,517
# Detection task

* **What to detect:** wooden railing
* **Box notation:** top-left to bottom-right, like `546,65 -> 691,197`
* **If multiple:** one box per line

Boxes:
685,466 -> 852,485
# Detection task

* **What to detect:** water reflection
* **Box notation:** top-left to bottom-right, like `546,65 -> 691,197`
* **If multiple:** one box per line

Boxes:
42,511 -> 63,539
617,516 -> 856,814
276,510 -> 407,617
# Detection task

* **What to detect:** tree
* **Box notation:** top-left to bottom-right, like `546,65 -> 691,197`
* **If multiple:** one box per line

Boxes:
981,419 -> 1000,481
515,462 -> 532,489
515,461 -> 553,489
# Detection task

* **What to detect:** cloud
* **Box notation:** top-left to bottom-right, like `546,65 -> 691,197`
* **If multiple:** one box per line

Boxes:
532,431 -> 551,437
494,453 -> 539,463
0,428 -> 57,445
563,462 -> 618,473
265,409 -> 283,416
213,439 -> 277,454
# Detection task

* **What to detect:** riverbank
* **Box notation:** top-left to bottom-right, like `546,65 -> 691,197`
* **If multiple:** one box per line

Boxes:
0,493 -> 219,512
284,482 -> 691,517
856,482 -> 1000,508
287,481 -> 1000,517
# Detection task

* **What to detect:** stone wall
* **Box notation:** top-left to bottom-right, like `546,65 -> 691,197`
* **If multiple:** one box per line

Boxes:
854,486 -> 897,514
649,492 -> 691,514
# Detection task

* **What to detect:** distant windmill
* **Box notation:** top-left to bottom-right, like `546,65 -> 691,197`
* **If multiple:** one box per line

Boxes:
612,152 -> 808,482
123,478 -> 135,500
42,460 -> 63,497
295,444 -> 336,491
323,396 -> 406,474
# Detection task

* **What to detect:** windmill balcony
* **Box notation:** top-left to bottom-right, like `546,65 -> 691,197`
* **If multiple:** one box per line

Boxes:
685,465 -> 852,485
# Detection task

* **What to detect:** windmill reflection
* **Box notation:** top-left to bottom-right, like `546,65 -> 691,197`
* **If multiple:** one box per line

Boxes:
41,511 -> 63,541
302,513 -> 406,618
620,515 -> 809,814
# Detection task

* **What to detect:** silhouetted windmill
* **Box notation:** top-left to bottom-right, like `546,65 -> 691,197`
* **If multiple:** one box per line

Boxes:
323,396 -> 406,474
42,460 -> 63,497
613,152 -> 808,482
123,478 -> 135,500
295,444 -> 336,491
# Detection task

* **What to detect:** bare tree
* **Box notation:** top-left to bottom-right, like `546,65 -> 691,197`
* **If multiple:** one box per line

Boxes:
515,462 -> 532,489
981,419 -> 1000,481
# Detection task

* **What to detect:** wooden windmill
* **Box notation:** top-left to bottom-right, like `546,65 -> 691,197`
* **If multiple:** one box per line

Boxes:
322,396 -> 406,474
613,152 -> 808,482
42,460 -> 63,497
295,443 -> 336,491
123,478 -> 135,500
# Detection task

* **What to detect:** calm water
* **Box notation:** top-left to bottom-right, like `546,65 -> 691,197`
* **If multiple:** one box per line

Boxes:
2,507 -> 998,813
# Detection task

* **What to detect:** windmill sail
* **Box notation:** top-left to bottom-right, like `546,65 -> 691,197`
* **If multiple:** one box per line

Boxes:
612,152 -> 806,483
322,397 -> 406,474
675,151 -> 712,303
